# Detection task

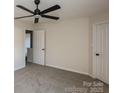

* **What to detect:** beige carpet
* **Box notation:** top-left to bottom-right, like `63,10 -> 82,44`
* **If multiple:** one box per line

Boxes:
15,63 -> 109,93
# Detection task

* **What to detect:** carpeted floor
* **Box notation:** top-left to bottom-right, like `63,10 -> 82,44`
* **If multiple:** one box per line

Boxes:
15,63 -> 109,93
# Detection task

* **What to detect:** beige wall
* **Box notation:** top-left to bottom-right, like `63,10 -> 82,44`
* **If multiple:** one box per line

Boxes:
14,21 -> 33,70
14,13 -> 108,75
34,18 -> 90,74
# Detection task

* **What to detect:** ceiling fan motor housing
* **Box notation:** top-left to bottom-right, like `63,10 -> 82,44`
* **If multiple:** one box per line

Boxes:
34,9 -> 40,15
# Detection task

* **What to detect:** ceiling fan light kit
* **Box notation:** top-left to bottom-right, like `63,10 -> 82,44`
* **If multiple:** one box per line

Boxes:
15,0 -> 61,23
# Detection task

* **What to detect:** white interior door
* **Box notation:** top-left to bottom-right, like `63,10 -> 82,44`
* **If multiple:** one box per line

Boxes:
33,30 -> 45,65
93,21 -> 109,84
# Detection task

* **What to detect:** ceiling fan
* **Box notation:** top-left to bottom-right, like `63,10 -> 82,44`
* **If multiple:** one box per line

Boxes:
15,0 -> 61,23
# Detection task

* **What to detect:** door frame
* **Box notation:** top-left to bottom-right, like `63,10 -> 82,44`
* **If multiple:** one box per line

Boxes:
26,30 -> 33,48
92,20 -> 109,83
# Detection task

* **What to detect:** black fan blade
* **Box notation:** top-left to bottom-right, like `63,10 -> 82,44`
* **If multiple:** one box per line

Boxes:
41,15 -> 59,20
40,5 -> 61,14
14,15 -> 34,19
16,5 -> 34,14
34,18 -> 39,23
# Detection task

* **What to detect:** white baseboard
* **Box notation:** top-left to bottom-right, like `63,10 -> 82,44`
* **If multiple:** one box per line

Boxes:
14,65 -> 25,71
88,73 -> 95,78
46,64 -> 92,77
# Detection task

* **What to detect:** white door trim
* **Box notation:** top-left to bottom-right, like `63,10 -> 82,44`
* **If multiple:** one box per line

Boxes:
92,20 -> 109,83
42,30 -> 46,66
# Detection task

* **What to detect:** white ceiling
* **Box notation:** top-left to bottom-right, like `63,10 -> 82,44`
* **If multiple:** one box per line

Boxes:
14,0 -> 109,23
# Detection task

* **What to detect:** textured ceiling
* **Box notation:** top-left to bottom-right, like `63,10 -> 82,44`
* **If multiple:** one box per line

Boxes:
14,0 -> 109,23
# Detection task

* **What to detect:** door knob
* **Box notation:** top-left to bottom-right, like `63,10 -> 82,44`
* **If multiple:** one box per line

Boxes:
96,53 -> 100,56
42,48 -> 45,50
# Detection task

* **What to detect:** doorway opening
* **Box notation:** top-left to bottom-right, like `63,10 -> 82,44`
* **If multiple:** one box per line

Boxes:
25,30 -> 33,64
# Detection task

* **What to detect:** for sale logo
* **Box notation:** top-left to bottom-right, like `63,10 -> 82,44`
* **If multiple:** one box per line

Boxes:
65,81 -> 104,93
